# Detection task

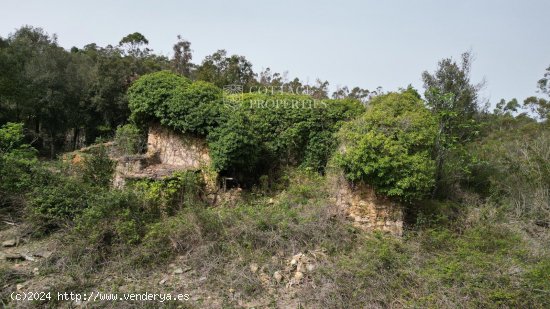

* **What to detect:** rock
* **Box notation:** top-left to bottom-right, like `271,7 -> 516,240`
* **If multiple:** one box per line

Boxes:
33,250 -> 53,258
268,198 -> 274,204
294,271 -> 304,281
290,259 -> 298,267
158,276 -> 169,285
199,276 -> 207,282
2,239 -> 17,247
33,267 -> 39,275
306,264 -> 315,272
173,268 -> 183,275
273,271 -> 283,283
16,282 -> 27,290
5,253 -> 24,261
249,263 -> 259,273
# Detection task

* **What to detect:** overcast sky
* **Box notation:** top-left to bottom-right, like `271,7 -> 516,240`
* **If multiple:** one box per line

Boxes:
1,0 -> 549,105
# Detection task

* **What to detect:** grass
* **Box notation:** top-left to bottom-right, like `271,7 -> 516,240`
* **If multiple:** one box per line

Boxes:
3,168 -> 549,308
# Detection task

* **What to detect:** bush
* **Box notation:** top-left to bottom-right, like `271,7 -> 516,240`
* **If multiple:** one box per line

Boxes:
128,71 -> 223,136
468,117 -> 549,222
114,123 -> 145,156
80,146 -> 115,188
28,177 -> 92,230
130,171 -> 205,216
165,81 -> 224,135
335,90 -> 438,202
208,93 -> 364,183
0,122 -> 37,207
76,190 -> 155,245
127,71 -> 191,125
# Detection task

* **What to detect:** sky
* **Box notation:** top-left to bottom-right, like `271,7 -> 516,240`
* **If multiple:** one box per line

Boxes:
1,0 -> 549,105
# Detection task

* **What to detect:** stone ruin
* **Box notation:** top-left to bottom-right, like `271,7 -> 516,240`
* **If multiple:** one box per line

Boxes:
332,172 -> 404,236
113,124 -> 212,188
111,124 -> 403,235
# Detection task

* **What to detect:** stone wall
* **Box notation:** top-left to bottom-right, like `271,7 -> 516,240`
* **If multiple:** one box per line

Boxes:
333,173 -> 404,236
146,124 -> 211,168
112,124 -> 213,189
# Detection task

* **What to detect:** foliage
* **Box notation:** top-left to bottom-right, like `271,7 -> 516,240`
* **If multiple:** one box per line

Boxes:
130,171 -> 205,216
76,190 -> 154,245
128,71 -> 225,136
335,90 -> 438,202
422,52 -> 483,197
127,70 -> 191,125
164,81 -> 223,135
0,123 -> 37,207
0,26 -> 170,155
207,93 -> 365,183
114,123 -> 145,155
27,176 -> 92,230
468,117 -> 549,222
80,146 -> 115,188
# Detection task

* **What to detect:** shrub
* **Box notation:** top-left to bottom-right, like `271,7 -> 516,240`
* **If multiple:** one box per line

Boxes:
128,71 -> 223,136
0,122 -> 37,207
335,90 -> 438,202
113,123 -> 145,155
208,93 -> 365,183
27,177 -> 92,230
127,71 -> 191,125
80,146 -> 115,188
130,171 -> 205,215
165,81 -> 224,135
468,117 -> 549,222
76,190 -> 154,245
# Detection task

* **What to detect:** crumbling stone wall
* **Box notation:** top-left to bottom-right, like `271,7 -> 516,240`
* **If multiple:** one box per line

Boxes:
333,173 -> 404,236
147,124 -> 210,168
112,124 -> 215,190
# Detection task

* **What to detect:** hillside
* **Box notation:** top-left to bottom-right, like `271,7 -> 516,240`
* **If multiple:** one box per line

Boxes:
1,26 -> 549,308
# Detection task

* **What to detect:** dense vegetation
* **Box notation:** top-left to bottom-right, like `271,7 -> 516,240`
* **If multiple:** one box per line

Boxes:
335,88 -> 438,202
0,26 -> 549,308
127,71 -> 365,184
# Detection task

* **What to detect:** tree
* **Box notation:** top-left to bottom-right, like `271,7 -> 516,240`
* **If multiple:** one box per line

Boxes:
523,96 -> 549,121
422,51 -> 483,196
335,89 -> 438,202
422,51 -> 482,140
171,35 -> 193,77
521,65 -> 550,121
195,50 -> 257,90
538,65 -> 550,95
119,32 -> 150,58
494,98 -> 520,116
332,86 -> 370,104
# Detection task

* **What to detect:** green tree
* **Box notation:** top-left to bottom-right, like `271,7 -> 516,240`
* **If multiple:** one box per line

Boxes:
171,35 -> 193,78
422,52 -> 483,196
195,50 -> 257,90
523,96 -> 549,121
119,32 -> 150,58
